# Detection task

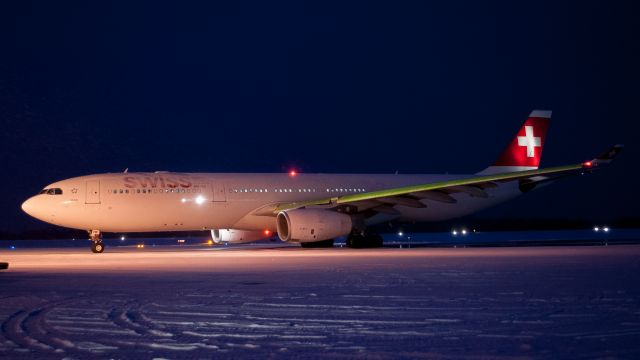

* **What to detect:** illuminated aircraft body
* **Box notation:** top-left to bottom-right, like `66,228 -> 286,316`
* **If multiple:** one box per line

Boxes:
21,111 -> 622,252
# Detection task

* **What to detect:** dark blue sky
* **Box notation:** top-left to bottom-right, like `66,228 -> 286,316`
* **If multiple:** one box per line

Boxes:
1,1 -> 638,232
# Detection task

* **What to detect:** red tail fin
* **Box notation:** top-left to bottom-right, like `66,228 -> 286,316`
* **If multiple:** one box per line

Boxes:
479,110 -> 551,174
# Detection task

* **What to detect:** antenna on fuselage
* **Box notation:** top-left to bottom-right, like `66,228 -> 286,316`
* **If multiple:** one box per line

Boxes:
123,168 -> 129,174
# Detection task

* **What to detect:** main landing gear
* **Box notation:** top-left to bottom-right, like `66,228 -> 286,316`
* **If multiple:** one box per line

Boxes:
346,231 -> 384,248
300,239 -> 335,248
89,230 -> 104,253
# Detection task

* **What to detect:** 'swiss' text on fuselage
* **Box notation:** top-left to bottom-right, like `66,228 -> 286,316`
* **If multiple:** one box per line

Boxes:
123,176 -> 193,189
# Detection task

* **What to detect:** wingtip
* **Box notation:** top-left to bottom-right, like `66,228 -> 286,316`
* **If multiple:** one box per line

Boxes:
590,144 -> 624,166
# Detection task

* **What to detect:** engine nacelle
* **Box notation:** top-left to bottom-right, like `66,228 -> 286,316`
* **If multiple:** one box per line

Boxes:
211,229 -> 270,244
276,209 -> 352,243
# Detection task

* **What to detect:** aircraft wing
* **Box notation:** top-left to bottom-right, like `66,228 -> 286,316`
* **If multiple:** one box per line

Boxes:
258,145 -> 623,216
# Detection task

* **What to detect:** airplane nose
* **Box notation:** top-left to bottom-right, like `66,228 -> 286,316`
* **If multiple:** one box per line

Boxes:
21,197 -> 35,216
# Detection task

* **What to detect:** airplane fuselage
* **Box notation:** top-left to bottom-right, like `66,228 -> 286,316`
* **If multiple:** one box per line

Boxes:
22,172 -> 522,233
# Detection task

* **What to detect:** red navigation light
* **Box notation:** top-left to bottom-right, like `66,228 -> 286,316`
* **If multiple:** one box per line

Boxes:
583,161 -> 593,168
264,229 -> 271,236
289,170 -> 297,177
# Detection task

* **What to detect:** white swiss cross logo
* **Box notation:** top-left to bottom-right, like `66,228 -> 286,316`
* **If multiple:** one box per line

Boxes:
517,125 -> 541,158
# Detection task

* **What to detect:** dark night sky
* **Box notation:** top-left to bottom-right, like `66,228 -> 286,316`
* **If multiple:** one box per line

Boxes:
0,1 -> 638,233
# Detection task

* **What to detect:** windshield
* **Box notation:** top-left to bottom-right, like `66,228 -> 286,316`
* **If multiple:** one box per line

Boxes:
39,188 -> 63,195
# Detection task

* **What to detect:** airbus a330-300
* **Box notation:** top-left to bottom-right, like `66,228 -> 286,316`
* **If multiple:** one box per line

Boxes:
21,111 -> 622,253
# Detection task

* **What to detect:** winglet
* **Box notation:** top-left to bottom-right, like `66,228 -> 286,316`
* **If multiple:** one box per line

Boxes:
583,144 -> 624,168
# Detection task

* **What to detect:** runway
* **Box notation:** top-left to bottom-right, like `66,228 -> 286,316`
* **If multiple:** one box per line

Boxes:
1,245 -> 639,358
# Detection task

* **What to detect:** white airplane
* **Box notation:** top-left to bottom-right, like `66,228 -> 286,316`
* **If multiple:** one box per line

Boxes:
21,110 -> 622,253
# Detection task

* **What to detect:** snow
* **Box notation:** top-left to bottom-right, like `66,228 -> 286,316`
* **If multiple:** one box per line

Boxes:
0,245 -> 639,358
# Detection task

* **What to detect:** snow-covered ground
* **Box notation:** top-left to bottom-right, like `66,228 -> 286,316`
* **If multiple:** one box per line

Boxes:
1,246 -> 639,358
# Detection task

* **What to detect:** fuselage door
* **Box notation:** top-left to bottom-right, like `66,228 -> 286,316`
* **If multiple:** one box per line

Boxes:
212,183 -> 227,202
85,180 -> 101,204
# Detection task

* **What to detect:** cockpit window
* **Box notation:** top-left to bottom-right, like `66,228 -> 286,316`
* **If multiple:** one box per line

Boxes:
40,188 -> 63,195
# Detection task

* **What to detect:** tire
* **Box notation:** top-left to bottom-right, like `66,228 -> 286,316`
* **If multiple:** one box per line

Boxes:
370,233 -> 384,248
92,242 -> 105,253
300,239 -> 335,248
346,233 -> 383,248
346,234 -> 366,248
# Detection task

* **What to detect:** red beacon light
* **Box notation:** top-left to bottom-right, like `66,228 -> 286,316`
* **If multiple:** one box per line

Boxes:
582,161 -> 593,168
264,229 -> 271,236
289,170 -> 297,177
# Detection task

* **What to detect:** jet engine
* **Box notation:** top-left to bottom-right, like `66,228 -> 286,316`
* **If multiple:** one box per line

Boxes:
276,209 -> 352,243
211,229 -> 270,244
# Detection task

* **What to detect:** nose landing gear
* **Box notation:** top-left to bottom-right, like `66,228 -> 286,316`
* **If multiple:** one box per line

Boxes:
89,230 -> 104,253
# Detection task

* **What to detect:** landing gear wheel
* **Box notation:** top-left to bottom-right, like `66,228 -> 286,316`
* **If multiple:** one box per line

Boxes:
346,232 -> 383,248
91,241 -> 104,253
346,234 -> 365,248
370,233 -> 384,248
88,230 -> 104,253
300,239 -> 335,248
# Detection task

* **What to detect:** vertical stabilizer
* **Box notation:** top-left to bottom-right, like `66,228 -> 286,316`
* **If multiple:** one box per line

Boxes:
478,110 -> 551,175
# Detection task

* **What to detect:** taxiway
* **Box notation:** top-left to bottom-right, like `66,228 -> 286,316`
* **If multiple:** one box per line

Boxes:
1,245 -> 639,358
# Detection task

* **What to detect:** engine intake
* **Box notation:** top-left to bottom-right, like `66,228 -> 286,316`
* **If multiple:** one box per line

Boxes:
211,229 -> 269,244
276,209 -> 352,243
